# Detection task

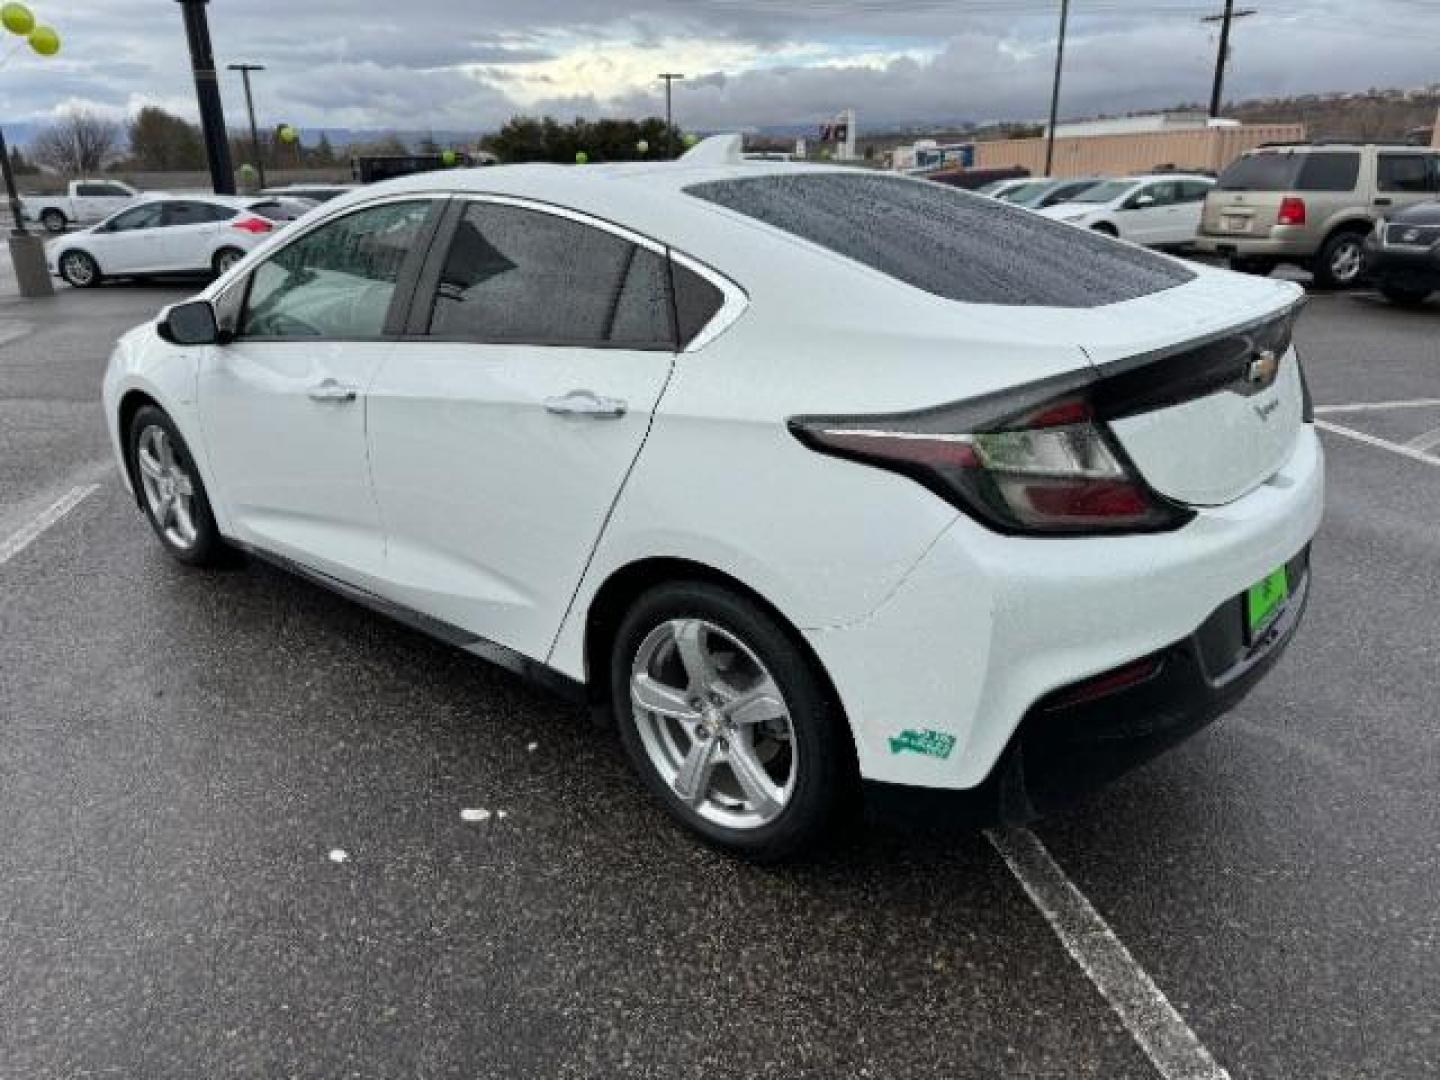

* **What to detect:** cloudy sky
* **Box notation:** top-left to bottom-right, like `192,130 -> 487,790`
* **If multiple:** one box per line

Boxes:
2,0 -> 1438,134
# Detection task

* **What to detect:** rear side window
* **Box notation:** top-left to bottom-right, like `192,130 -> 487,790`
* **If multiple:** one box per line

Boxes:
1219,151 -> 1358,192
1377,154 -> 1437,193
686,173 -> 1193,308
1294,152 -> 1360,191
164,201 -> 235,226
428,203 -> 673,348
673,263 -> 724,346
1219,153 -> 1300,191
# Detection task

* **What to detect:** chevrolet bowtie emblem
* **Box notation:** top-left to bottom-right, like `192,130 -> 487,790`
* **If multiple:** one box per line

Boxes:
1247,349 -> 1279,387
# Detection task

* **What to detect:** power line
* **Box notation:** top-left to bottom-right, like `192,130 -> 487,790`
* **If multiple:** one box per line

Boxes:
1202,1 -> 1258,117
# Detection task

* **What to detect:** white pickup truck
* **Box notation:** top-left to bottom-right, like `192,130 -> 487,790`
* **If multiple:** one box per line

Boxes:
21,180 -> 143,233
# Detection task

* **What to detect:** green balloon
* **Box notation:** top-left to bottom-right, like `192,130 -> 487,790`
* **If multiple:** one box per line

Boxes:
278,124 -> 297,144
2,2 -> 34,35
238,163 -> 257,177
635,139 -> 649,155
575,151 -> 589,165
28,23 -> 59,55
441,149 -> 458,166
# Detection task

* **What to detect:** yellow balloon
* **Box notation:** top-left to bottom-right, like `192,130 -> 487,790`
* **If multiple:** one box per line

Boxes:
28,23 -> 59,55
278,124 -> 297,143
2,2 -> 34,35
574,151 -> 589,165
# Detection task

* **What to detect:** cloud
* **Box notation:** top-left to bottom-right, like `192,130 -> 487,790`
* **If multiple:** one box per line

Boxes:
1,0 -> 1435,137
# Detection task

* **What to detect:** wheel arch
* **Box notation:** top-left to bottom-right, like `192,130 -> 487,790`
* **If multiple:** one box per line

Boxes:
581,557 -> 853,752
116,389 -> 163,506
1321,215 -> 1374,244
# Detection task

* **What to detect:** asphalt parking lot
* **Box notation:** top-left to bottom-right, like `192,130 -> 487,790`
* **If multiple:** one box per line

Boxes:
2,262 -> 1438,1079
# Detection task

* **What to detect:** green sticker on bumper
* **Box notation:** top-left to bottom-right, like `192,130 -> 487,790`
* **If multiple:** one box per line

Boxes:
1246,567 -> 1290,635
889,729 -> 957,760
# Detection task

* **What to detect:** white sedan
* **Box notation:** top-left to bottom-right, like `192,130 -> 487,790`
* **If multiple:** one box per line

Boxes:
46,195 -> 314,288
101,138 -> 1321,860
1037,174 -> 1216,246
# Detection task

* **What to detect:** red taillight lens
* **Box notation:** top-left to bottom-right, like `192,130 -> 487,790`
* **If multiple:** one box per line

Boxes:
231,216 -> 273,234
1277,197 -> 1306,226
790,389 -> 1189,536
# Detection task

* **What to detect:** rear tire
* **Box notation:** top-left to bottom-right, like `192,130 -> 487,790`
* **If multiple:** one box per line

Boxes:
1312,230 -> 1368,290
58,250 -> 101,289
1379,284 -> 1432,308
39,209 -> 67,233
1228,256 -> 1274,276
127,405 -> 229,568
610,580 -> 855,862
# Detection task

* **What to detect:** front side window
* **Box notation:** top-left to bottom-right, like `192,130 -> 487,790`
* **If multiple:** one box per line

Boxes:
427,202 -> 671,348
1130,182 -> 1178,208
1179,181 -> 1213,202
239,200 -> 432,340
1377,154 -> 1436,193
107,204 -> 164,232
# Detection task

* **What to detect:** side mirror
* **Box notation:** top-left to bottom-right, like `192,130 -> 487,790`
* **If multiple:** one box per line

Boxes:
158,300 -> 220,346
1132,194 -> 1157,209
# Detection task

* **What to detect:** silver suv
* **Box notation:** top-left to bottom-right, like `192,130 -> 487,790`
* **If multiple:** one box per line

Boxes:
1196,142 -> 1440,288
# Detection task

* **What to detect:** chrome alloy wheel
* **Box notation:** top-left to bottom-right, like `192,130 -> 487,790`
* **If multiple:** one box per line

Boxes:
136,425 -> 199,550
1330,237 -> 1364,284
630,618 -> 798,830
60,252 -> 95,286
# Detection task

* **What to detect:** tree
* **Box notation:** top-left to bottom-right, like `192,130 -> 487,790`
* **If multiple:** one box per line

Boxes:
8,145 -> 38,175
311,133 -> 337,167
416,132 -> 441,155
30,110 -> 123,176
484,115 -> 681,164
127,106 -> 204,171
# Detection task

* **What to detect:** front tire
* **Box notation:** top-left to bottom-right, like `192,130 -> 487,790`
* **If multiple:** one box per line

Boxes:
1379,284 -> 1432,307
39,209 -> 67,233
610,581 -> 854,861
1312,230 -> 1367,289
128,406 -> 228,567
58,250 -> 101,289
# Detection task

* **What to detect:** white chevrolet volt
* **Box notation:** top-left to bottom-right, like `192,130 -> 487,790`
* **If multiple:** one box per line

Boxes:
102,137 -> 1323,860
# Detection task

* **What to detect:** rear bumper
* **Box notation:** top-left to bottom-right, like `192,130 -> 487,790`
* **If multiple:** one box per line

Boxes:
865,548 -> 1311,826
1195,231 -> 1314,260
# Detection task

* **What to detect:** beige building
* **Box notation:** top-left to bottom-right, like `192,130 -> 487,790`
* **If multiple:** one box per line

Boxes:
974,122 -> 1307,178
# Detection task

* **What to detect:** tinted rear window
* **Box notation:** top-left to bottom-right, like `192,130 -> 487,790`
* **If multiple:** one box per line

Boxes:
1219,150 -> 1360,192
686,173 -> 1193,308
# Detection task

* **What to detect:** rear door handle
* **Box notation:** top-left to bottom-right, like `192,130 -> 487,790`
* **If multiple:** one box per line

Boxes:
1374,197 -> 1393,206
307,378 -> 358,404
543,389 -> 627,419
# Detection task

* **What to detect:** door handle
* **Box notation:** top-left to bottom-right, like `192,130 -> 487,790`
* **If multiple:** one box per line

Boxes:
1374,198 -> 1393,206
543,389 -> 627,419
307,379 -> 358,404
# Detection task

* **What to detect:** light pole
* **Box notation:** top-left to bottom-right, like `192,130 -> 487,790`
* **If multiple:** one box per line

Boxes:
1043,0 -> 1070,177
176,0 -> 235,194
658,73 -> 684,158
228,63 -> 266,188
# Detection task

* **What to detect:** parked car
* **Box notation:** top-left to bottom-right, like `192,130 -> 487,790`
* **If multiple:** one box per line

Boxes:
1000,177 -> 1104,210
928,166 -> 1029,193
46,195 -> 299,288
103,144 -> 1321,859
258,183 -> 358,204
1197,142 -> 1440,288
975,176 -> 1035,200
1036,174 -> 1215,246
21,179 -> 143,233
1363,200 -> 1440,306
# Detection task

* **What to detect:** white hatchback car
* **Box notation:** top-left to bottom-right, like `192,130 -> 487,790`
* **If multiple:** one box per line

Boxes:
102,139 -> 1322,859
47,195 -> 314,288
1037,174 -> 1216,246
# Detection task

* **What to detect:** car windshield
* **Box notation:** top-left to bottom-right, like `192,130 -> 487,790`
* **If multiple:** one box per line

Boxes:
998,181 -> 1052,204
1069,180 -> 1137,203
686,172 -> 1193,308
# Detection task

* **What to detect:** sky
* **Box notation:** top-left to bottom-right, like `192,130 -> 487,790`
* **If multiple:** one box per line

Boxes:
2,0 -> 1438,136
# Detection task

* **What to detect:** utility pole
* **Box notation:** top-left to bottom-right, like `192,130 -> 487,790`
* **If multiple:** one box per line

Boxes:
1203,2 -> 1258,119
176,0 -> 235,193
1043,0 -> 1069,176
658,73 -> 685,158
228,63 -> 267,188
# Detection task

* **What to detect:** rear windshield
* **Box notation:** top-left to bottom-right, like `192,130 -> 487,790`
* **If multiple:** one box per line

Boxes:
685,173 -> 1193,309
1219,150 -> 1361,192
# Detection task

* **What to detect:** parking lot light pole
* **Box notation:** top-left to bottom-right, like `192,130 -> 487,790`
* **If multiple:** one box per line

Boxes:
1043,0 -> 1069,177
2,125 -> 54,297
176,0 -> 235,194
659,73 -> 684,158
228,63 -> 266,189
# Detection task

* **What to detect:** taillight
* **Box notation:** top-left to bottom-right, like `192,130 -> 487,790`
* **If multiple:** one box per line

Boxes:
1277,197 -> 1306,226
789,385 -> 1192,536
231,216 -> 273,234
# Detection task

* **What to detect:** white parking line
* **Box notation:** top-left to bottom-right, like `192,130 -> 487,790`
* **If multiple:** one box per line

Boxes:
987,827 -> 1232,1080
0,485 -> 100,566
1314,398 -> 1440,415
1315,420 -> 1440,467
1404,425 -> 1440,454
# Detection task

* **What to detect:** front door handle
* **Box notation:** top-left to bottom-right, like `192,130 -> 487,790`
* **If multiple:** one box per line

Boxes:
543,389 -> 627,419
1374,197 -> 1393,206
307,378 -> 358,404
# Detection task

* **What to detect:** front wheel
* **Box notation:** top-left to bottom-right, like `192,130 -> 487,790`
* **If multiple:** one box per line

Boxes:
611,581 -> 855,861
39,209 -> 67,233
1313,231 -> 1367,289
128,406 -> 229,567
1380,284 -> 1432,307
58,250 -> 101,289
